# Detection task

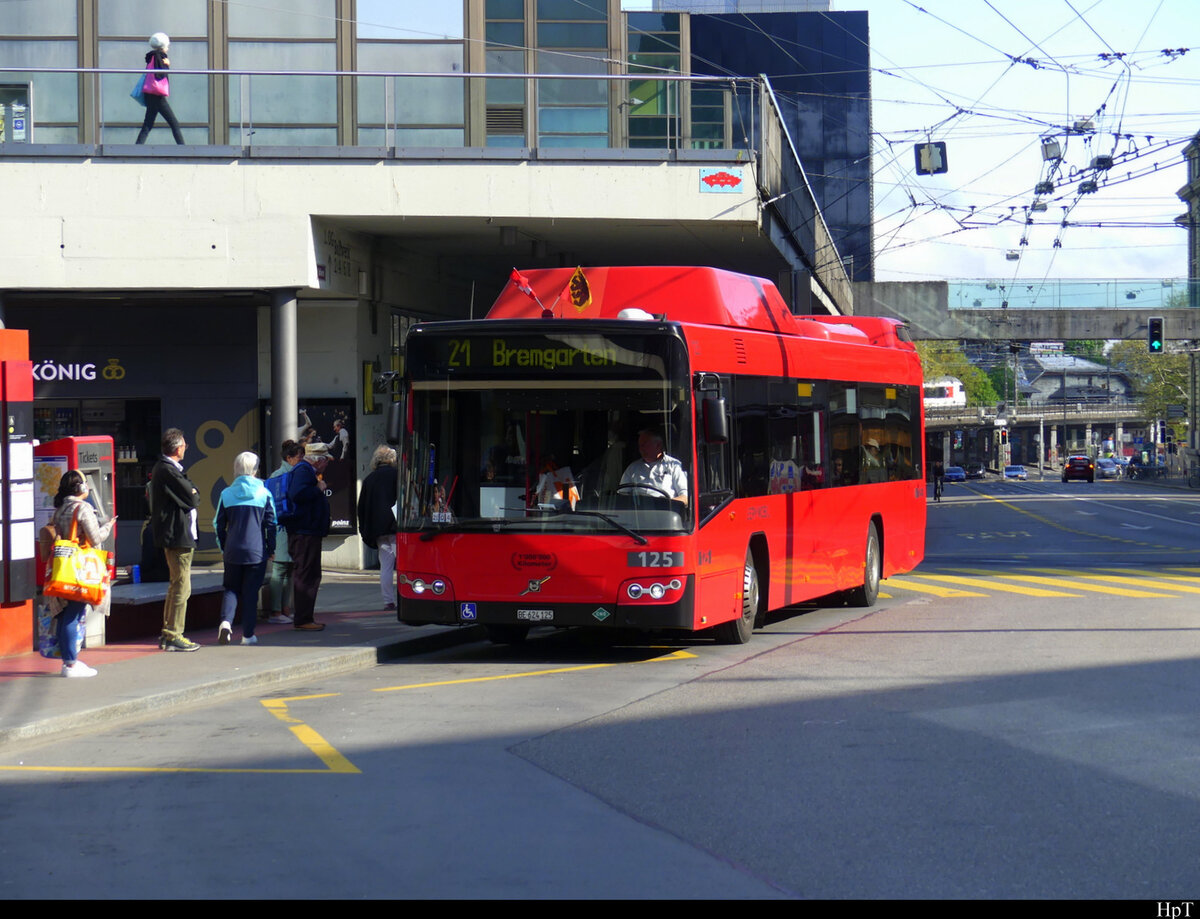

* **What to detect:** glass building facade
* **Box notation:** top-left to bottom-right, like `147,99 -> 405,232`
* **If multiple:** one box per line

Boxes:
1,0 -> 871,275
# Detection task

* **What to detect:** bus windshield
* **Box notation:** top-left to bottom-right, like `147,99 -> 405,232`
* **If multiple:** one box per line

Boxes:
402,326 -> 694,537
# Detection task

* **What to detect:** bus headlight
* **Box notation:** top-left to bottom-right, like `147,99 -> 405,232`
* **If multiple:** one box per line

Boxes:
622,577 -> 686,604
399,572 -> 453,601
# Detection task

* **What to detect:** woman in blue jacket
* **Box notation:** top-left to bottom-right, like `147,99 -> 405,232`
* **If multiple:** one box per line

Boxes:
214,452 -> 276,645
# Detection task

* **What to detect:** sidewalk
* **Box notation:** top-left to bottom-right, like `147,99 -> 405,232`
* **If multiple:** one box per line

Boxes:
0,570 -> 482,747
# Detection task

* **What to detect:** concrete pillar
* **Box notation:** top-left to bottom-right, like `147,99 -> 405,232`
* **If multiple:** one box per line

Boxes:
1049,426 -> 1058,466
271,288 -> 299,469
1115,420 -> 1123,458
1085,421 -> 1093,455
941,431 -> 951,468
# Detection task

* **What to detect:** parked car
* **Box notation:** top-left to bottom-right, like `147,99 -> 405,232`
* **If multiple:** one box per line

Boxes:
943,465 -> 967,483
1095,457 -> 1120,479
1003,464 -> 1028,480
1062,454 -> 1095,483
965,462 -> 987,479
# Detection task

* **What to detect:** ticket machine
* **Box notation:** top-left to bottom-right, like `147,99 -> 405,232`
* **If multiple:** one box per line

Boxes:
33,436 -> 117,584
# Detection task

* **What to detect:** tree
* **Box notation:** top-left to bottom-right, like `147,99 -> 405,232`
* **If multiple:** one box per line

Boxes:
1063,340 -> 1106,361
916,341 -> 999,406
1108,339 -> 1190,438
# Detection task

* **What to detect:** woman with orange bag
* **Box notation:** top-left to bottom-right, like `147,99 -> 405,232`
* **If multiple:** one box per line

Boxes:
49,470 -> 116,678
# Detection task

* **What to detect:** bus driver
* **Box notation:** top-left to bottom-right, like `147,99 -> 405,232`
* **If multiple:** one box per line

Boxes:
621,430 -> 688,504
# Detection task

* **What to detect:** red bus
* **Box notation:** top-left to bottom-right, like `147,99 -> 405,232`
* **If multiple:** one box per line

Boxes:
393,266 -> 925,644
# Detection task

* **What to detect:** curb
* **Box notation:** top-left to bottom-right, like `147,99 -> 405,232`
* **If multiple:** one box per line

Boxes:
0,624 -> 484,747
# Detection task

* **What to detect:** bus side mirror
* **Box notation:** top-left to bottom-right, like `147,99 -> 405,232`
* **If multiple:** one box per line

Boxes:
385,401 -> 403,446
703,396 -> 728,444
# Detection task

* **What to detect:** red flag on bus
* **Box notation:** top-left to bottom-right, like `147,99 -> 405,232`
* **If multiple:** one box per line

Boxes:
510,268 -> 537,302
563,266 -> 592,312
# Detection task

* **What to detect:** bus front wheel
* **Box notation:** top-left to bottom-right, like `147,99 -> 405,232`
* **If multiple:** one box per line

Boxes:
847,522 -> 881,608
714,550 -> 760,644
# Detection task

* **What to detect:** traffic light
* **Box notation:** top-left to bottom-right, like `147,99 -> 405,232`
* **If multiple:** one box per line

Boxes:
1148,316 -> 1164,354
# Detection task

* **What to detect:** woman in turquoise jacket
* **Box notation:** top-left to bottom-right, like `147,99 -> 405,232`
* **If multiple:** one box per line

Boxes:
214,452 -> 276,645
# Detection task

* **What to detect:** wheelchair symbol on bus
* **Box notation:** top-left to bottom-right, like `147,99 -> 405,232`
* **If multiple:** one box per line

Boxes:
460,602 -> 477,620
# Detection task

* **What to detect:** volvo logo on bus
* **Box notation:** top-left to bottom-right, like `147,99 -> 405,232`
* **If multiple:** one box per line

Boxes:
519,576 -> 550,596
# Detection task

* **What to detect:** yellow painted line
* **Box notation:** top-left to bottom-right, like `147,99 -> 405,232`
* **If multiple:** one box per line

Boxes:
950,568 -> 1172,598
916,573 -> 1080,598
0,765 -> 333,774
4,651 -> 698,775
374,662 -> 615,692
288,724 -> 361,774
260,696 -> 362,773
266,692 -> 342,704
1028,569 -> 1200,594
965,491 -> 1171,548
374,647 -> 695,693
0,698 -> 363,776
883,576 -> 987,598
1110,568 -> 1200,583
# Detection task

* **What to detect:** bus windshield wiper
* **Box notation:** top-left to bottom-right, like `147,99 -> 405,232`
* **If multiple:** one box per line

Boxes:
532,505 -> 648,545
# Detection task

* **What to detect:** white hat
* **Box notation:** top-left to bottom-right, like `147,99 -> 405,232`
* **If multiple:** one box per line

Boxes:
149,32 -> 170,50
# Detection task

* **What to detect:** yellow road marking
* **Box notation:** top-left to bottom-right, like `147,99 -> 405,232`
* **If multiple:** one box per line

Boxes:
1028,569 -> 1200,594
883,576 -> 986,598
375,663 -> 615,692
0,695 -> 363,776
1111,568 -> 1200,583
287,725 -> 361,774
950,568 -> 1173,598
2,648 -> 698,774
915,573 -> 1080,597
966,490 -> 1172,548
0,765 -> 334,774
373,648 -> 696,694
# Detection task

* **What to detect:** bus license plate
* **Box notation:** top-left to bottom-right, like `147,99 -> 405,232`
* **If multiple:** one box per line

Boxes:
517,609 -> 554,622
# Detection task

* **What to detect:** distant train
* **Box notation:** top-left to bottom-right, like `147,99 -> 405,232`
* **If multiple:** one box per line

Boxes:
923,376 -> 966,408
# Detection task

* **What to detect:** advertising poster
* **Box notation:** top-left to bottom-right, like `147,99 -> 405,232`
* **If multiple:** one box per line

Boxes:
261,398 -> 356,535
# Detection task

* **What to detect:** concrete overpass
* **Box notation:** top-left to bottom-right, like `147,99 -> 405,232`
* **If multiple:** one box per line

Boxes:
852,280 -> 1200,340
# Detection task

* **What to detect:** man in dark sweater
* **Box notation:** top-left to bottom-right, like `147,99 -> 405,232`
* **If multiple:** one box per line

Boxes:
282,441 -> 330,631
150,428 -> 201,651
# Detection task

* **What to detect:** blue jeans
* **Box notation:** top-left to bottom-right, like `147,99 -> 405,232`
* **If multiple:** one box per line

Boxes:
56,601 -> 87,664
221,560 -> 269,639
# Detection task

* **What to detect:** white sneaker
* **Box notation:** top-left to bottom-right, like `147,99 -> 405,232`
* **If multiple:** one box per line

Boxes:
241,635 -> 258,645
268,613 -> 292,625
218,621 -> 232,645
62,661 -> 97,678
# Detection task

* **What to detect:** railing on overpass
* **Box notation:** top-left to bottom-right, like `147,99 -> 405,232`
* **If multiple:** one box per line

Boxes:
950,278 -> 1199,311
0,66 -> 761,149
926,400 -> 1149,423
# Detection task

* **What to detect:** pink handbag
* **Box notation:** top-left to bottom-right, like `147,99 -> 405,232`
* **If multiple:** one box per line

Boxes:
143,59 -> 169,97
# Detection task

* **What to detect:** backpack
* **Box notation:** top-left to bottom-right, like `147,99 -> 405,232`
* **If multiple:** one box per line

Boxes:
266,469 -> 296,525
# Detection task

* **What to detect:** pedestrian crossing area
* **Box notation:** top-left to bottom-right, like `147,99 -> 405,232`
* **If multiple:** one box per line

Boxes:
881,566 -> 1200,600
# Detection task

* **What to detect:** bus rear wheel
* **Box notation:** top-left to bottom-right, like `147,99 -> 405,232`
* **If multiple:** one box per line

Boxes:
847,522 -> 881,608
714,550 -> 760,644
